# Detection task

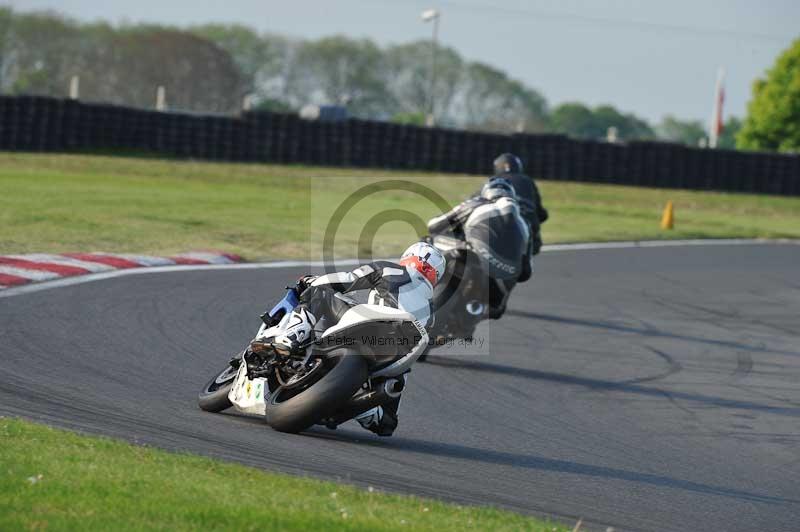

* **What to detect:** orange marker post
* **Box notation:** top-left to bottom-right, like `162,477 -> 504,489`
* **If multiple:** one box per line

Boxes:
661,201 -> 674,230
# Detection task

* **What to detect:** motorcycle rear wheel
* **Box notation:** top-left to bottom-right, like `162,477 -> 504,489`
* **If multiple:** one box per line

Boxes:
198,364 -> 238,412
265,351 -> 367,434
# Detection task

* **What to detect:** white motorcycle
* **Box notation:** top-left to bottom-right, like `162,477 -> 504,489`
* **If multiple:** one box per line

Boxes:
198,287 -> 427,434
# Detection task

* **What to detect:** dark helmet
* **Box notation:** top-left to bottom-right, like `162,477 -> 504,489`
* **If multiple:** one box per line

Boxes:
493,153 -> 523,175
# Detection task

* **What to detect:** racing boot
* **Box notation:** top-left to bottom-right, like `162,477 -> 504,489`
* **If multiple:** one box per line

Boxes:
355,397 -> 400,437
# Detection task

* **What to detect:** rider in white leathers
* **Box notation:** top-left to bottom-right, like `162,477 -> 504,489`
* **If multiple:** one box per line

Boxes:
264,241 -> 445,436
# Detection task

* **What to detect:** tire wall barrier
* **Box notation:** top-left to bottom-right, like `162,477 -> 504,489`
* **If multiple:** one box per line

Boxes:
1,95 -> 798,195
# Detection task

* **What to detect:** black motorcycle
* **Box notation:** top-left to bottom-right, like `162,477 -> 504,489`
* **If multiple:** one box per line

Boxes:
419,234 -> 521,361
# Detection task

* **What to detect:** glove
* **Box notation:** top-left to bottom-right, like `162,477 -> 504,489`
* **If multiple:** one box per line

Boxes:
295,275 -> 318,293
538,205 -> 549,224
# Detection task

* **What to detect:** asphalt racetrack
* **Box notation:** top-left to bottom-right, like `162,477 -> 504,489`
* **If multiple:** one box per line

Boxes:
2,244 -> 799,531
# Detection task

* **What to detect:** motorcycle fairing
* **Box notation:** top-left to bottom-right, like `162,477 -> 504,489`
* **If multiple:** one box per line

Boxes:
318,303 -> 428,377
229,303 -> 427,417
229,363 -> 268,415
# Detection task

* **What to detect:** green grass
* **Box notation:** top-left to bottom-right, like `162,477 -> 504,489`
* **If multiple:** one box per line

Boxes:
1,152 -> 799,260
0,418 -> 567,531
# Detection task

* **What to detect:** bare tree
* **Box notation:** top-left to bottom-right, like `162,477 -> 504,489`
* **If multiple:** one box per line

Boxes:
191,24 -> 291,108
455,62 -> 548,133
384,41 -> 463,125
288,36 -> 390,117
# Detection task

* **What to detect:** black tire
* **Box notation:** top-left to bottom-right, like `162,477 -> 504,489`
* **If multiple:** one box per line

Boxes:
265,352 -> 367,434
198,364 -> 238,412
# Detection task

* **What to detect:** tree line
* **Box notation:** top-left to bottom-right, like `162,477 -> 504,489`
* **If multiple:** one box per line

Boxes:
0,9 -> 242,113
0,7 -> 756,149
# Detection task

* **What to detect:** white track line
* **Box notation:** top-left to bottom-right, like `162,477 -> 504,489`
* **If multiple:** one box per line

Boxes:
541,238 -> 800,251
115,254 -> 177,267
1,239 -> 797,299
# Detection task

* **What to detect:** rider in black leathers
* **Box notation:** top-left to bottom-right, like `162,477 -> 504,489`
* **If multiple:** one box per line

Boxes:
492,153 -> 548,262
427,178 -> 530,321
425,154 -> 547,325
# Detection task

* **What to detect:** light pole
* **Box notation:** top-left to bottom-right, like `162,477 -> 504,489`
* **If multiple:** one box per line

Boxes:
708,67 -> 725,149
421,9 -> 440,127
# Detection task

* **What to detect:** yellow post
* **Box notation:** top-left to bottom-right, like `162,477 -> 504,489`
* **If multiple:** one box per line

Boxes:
660,200 -> 674,230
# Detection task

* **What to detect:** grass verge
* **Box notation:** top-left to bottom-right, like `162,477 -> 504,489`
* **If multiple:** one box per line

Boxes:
1,152 -> 799,260
0,417 -> 567,531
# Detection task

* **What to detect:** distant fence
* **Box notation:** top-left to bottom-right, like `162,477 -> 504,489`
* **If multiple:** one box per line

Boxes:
1,95 -> 798,195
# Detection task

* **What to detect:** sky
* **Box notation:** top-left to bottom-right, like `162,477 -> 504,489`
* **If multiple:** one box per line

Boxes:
5,0 -> 798,125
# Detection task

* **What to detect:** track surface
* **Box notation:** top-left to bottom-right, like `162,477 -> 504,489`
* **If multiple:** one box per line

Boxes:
2,244 -> 799,531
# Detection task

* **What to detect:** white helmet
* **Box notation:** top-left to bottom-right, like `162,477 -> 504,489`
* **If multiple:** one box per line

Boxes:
481,177 -> 516,201
400,242 -> 446,287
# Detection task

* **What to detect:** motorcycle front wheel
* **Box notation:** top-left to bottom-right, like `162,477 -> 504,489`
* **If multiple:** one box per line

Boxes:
198,364 -> 238,412
265,350 -> 367,434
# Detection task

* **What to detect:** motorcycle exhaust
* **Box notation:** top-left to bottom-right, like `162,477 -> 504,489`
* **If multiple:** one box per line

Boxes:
324,378 -> 404,428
